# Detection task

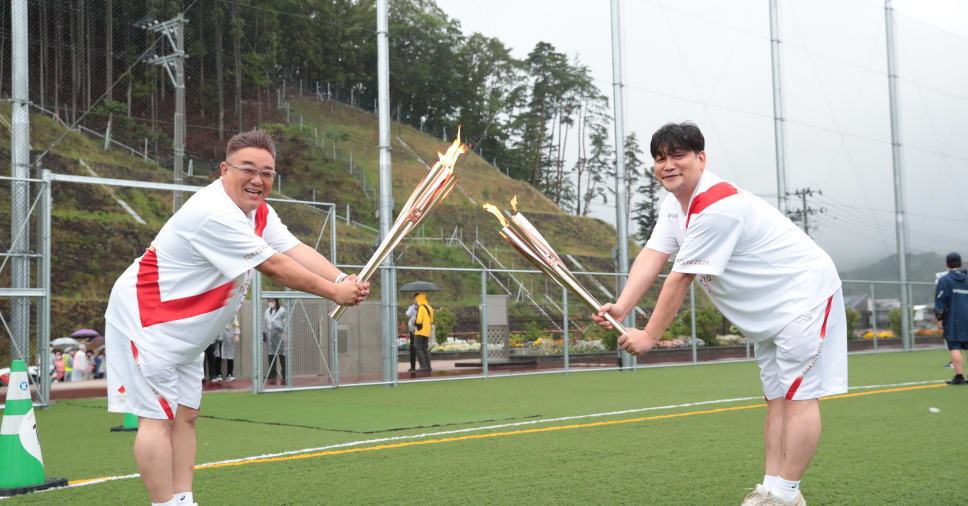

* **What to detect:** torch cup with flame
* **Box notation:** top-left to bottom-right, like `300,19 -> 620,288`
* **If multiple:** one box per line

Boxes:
329,131 -> 467,320
481,197 -> 629,335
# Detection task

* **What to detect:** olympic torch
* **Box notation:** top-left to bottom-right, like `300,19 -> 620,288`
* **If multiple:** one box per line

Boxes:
481,197 -> 629,335
329,131 -> 467,320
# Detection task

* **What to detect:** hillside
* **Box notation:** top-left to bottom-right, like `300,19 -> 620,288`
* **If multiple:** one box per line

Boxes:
840,251 -> 946,305
0,98 -> 641,340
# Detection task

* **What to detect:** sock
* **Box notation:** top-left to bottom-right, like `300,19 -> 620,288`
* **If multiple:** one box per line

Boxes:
762,474 -> 778,490
151,498 -> 176,506
770,476 -> 800,502
175,492 -> 193,505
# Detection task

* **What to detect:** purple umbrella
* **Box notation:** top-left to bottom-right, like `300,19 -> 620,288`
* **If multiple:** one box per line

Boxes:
88,335 -> 105,345
70,328 -> 101,339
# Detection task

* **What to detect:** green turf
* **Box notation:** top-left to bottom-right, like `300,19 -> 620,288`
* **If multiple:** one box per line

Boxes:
4,349 -> 962,504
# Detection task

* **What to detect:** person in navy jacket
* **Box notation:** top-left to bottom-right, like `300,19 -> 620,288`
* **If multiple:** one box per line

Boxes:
935,252 -> 968,385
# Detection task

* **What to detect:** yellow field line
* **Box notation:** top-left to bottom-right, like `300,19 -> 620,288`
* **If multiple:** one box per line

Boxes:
65,382 -> 946,485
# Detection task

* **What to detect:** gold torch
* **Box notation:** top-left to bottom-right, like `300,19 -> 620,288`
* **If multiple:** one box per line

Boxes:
329,132 -> 467,320
482,197 -> 629,335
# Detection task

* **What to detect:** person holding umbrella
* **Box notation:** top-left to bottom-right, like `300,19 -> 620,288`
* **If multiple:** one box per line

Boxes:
401,281 -> 439,373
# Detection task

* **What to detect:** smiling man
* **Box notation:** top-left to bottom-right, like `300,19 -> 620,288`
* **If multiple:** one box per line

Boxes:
594,122 -> 845,506
104,130 -> 369,506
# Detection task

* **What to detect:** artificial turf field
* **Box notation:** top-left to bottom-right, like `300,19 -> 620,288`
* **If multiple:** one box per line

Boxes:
5,349 -> 964,505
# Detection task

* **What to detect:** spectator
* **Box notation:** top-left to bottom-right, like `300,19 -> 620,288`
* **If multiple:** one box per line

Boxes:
935,252 -> 968,385
204,342 -> 218,382
72,345 -> 88,382
53,351 -> 65,382
94,350 -> 106,379
64,349 -> 73,382
405,297 -> 419,372
413,292 -> 434,372
264,298 -> 287,385
213,314 -> 241,382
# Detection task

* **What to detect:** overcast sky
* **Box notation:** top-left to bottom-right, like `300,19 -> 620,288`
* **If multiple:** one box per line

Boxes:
434,0 -> 968,272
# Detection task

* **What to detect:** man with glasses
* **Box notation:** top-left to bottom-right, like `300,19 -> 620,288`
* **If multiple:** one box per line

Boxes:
104,129 -> 369,506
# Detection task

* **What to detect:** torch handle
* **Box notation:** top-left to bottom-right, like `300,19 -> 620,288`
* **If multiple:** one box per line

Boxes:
553,267 -> 629,336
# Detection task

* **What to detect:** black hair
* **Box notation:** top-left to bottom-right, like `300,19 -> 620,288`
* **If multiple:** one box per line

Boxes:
650,122 -> 705,158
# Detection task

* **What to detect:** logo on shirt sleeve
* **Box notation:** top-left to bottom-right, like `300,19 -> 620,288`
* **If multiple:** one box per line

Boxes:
243,245 -> 268,262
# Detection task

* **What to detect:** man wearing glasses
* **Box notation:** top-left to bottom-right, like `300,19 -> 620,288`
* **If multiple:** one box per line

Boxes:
104,130 -> 369,506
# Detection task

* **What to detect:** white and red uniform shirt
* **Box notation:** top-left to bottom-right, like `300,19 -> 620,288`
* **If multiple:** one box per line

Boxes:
646,171 -> 841,342
105,178 -> 300,363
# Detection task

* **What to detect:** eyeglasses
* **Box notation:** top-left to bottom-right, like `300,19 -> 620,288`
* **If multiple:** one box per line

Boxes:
225,161 -> 276,181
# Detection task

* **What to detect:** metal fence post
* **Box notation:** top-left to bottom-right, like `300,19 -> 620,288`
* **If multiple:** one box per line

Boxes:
251,271 -> 264,393
871,283 -> 878,350
563,286 -> 569,372
481,269 -> 488,379
690,283 -> 697,364
39,170 -> 52,406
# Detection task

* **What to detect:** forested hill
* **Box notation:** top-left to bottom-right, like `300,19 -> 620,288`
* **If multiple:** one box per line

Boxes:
840,252 -> 947,304
3,0 -> 657,235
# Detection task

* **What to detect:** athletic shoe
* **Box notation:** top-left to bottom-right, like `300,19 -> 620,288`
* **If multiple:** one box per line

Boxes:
945,361 -> 954,369
226,375 -> 236,382
741,484 -> 770,505
763,491 -> 806,506
947,374 -> 966,385
213,375 -> 222,383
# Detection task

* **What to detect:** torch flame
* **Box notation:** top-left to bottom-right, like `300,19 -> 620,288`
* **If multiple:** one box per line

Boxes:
510,195 -> 518,213
482,203 -> 509,228
437,126 -> 467,170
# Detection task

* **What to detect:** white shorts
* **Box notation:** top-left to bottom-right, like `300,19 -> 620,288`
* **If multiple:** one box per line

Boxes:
106,322 -> 204,420
754,289 -> 848,401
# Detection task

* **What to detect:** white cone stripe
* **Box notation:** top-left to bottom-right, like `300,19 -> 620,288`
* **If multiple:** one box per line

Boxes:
1,414 -> 25,435
20,409 -> 44,464
4,371 -> 31,401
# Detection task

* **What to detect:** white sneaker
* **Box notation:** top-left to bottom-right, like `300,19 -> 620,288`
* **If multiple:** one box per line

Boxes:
763,491 -> 806,506
226,375 -> 236,382
741,484 -> 771,505
213,375 -> 222,382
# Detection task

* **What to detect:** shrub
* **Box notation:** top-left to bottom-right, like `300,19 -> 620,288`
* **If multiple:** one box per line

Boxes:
434,308 -> 456,345
845,307 -> 860,339
665,308 -> 721,346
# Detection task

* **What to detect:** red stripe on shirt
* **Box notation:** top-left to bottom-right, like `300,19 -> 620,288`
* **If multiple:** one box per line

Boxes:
255,202 -> 269,237
685,182 -> 739,228
158,396 -> 175,420
130,342 -> 139,361
136,248 -> 236,327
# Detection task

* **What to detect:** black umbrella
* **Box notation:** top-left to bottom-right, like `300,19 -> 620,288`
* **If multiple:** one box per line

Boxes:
399,281 -> 440,292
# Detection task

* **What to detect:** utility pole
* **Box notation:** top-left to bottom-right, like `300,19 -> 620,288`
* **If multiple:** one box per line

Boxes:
769,0 -> 788,215
885,0 -> 911,351
785,187 -> 825,236
376,0 -> 398,383
610,0 -> 634,370
9,0 -> 30,363
138,13 -> 187,211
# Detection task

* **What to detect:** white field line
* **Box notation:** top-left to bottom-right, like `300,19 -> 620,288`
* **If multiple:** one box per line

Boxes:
25,378 -> 948,492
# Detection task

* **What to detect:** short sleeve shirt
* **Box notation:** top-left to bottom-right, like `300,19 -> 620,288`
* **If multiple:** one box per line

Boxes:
105,179 -> 300,363
646,171 -> 841,342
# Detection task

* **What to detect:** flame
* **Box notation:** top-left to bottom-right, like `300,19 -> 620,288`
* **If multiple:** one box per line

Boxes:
437,125 -> 467,170
510,195 -> 518,213
482,203 -> 508,228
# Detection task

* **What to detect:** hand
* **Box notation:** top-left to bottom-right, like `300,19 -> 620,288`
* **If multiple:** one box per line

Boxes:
617,328 -> 658,356
333,276 -> 370,306
938,320 -> 944,330
234,335 -> 240,342
592,302 -> 626,330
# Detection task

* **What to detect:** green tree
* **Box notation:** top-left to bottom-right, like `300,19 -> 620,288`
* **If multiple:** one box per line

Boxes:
887,307 -> 911,337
